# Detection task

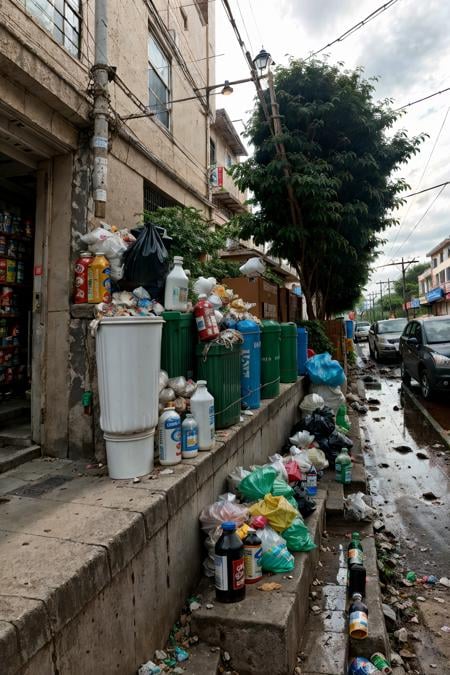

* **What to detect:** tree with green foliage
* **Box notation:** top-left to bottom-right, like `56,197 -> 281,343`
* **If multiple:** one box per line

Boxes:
230,59 -> 424,319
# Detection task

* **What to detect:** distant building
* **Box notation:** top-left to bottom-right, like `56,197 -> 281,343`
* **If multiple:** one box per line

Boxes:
417,236 -> 450,315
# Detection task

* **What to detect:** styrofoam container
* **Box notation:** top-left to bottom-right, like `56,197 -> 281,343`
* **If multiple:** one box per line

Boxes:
104,429 -> 155,479
96,316 -> 164,434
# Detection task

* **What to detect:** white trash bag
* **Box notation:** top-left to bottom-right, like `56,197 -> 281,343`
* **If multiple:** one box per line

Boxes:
299,393 -> 325,415
344,492 -> 377,521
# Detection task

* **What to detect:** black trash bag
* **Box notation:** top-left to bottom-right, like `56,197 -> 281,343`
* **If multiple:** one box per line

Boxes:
318,430 -> 353,468
292,481 -> 317,518
123,222 -> 169,299
295,406 -> 335,439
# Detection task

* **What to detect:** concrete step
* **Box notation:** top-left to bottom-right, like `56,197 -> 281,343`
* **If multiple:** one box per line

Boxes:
0,421 -> 32,448
320,473 -> 344,517
191,492 -> 326,675
182,643 -> 220,675
0,445 -> 40,475
0,400 -> 30,427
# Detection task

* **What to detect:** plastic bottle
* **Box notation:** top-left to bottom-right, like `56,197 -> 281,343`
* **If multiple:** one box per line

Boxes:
190,380 -> 215,450
349,592 -> 369,639
214,521 -> 245,603
335,447 -> 352,484
306,464 -> 317,496
87,252 -> 111,303
194,295 -> 220,341
243,528 -> 263,584
164,256 -> 189,311
336,404 -> 351,431
348,657 -> 380,675
181,413 -> 199,458
348,531 -> 364,567
348,563 -> 366,597
158,403 -> 181,465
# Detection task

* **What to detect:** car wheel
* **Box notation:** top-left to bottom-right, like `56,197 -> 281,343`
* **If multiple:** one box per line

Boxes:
374,345 -> 379,362
400,360 -> 411,385
420,369 -> 434,400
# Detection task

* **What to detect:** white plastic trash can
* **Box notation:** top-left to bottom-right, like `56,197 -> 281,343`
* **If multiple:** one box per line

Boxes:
96,316 -> 164,434
104,430 -> 155,479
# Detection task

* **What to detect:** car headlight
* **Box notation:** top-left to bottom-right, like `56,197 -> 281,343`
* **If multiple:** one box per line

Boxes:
431,352 -> 450,366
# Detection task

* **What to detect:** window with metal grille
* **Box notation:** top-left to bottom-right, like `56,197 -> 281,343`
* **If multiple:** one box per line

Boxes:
19,0 -> 81,57
148,34 -> 171,129
144,181 -> 177,214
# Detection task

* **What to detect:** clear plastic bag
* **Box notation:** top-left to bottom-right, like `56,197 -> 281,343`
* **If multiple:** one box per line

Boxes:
159,387 -> 175,403
258,526 -> 295,573
168,376 -> 187,396
199,500 -> 249,533
299,393 -> 325,415
309,383 -> 345,414
289,430 -> 315,447
228,466 -> 251,494
159,370 -> 169,392
268,454 -> 289,482
289,447 -> 312,472
306,447 -> 329,471
281,516 -> 316,552
344,492 -> 376,521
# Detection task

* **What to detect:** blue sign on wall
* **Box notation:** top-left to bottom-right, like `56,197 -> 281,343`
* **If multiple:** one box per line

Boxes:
410,298 -> 420,309
426,287 -> 444,303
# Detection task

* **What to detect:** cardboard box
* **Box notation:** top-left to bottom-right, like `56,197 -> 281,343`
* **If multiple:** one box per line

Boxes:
222,277 -> 279,320
278,287 -> 289,322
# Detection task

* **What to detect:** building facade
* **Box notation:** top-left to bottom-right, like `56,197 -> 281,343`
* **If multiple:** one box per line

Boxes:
417,237 -> 450,315
0,0 -> 248,458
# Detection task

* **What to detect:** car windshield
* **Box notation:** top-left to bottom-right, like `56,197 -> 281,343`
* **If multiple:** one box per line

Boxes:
423,318 -> 450,344
356,323 -> 370,329
378,319 -> 407,334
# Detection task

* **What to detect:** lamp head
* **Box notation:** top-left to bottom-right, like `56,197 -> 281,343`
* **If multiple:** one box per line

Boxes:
221,80 -> 234,96
253,48 -> 274,75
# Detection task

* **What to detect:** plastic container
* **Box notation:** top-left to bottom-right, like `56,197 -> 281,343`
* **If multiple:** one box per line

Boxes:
243,528 -> 263,584
348,532 -> 364,567
161,311 -> 195,379
335,448 -> 352,484
236,319 -> 261,409
104,429 -> 155,479
260,320 -> 281,399
196,342 -> 240,429
280,322 -> 298,383
349,592 -> 368,639
88,252 -> 111,303
159,404 -> 182,465
181,413 -> 199,458
345,319 -> 354,339
297,326 -> 308,376
194,295 -> 220,341
215,521 -> 245,603
306,464 -> 317,496
96,316 -> 164,433
164,256 -> 188,311
190,380 -> 215,450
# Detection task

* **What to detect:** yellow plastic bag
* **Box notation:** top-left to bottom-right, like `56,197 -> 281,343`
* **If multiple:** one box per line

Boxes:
249,494 -> 298,532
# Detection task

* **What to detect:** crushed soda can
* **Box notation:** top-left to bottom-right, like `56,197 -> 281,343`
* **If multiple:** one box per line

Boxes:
348,657 -> 381,675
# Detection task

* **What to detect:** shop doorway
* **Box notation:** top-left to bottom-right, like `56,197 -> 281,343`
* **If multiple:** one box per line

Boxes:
0,150 -> 37,462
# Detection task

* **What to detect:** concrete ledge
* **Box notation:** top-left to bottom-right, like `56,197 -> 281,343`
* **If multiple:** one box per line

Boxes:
191,493 -> 326,675
0,378 -> 306,674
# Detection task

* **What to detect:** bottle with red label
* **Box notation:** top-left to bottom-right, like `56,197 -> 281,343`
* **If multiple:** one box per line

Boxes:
214,521 -> 246,603
194,295 -> 220,341
74,252 -> 94,304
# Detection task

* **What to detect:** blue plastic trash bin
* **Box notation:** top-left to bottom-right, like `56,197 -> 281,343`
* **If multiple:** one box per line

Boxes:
236,319 -> 261,409
297,327 -> 308,375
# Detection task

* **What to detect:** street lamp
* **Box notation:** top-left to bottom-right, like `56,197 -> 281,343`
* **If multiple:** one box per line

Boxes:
221,80 -> 234,96
252,48 -> 274,76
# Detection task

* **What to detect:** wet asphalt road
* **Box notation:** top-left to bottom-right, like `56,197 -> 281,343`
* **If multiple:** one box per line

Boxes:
356,342 -> 450,578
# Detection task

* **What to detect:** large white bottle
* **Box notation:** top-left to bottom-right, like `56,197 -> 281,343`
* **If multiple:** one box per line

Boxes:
164,256 -> 189,311
158,403 -> 182,465
190,380 -> 215,451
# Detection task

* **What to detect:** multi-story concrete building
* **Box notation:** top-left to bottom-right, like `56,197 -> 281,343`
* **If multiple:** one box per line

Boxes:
417,236 -> 450,315
0,0 -> 248,458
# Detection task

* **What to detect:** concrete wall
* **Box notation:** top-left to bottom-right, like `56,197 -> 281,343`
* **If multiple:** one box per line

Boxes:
1,379 -> 305,675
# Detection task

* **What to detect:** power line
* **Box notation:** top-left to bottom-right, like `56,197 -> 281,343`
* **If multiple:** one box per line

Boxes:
402,180 -> 450,199
306,0 -> 400,60
394,86 -> 450,112
248,0 -> 264,46
234,0 -> 254,55
391,185 -> 447,257
386,107 -> 449,259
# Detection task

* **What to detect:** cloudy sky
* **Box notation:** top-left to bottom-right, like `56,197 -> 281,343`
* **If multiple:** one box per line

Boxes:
214,0 -> 450,298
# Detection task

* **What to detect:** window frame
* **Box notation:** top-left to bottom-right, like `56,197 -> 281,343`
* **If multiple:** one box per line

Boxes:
20,0 -> 81,58
148,32 -> 172,130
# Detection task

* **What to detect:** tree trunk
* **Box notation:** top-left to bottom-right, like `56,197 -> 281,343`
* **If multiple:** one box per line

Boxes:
295,263 -> 316,319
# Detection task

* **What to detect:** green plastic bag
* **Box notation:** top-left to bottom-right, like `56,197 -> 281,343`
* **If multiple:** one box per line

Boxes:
272,477 -> 295,500
282,517 -> 316,552
238,466 -> 277,501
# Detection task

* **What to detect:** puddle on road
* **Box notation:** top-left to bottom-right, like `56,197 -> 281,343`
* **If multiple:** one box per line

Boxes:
355,344 -> 450,575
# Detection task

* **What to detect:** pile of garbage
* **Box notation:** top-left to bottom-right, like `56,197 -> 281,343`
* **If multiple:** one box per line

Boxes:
158,372 -> 197,416
94,287 -> 165,319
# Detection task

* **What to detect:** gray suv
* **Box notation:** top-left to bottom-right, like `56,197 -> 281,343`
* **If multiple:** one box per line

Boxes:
368,318 -> 408,361
399,316 -> 450,399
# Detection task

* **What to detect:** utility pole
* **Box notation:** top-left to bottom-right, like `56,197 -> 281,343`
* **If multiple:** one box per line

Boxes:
377,282 -> 384,320
92,0 -> 109,218
377,258 -> 419,321
387,279 -> 392,316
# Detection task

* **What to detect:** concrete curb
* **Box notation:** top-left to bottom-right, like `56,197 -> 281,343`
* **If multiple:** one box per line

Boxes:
402,384 -> 450,449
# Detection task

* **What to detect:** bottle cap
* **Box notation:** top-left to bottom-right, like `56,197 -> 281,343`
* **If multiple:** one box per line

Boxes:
221,521 -> 236,531
80,251 -> 92,257
351,592 -> 362,600
352,532 -> 360,539
197,380 -> 207,386
174,255 -> 184,264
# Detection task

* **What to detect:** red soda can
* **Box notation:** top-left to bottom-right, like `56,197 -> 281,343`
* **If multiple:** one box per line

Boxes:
74,252 -> 93,304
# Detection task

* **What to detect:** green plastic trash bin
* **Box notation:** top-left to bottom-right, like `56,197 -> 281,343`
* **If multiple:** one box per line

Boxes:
161,311 -> 195,379
196,342 -> 241,429
280,322 -> 298,383
260,320 -> 281,399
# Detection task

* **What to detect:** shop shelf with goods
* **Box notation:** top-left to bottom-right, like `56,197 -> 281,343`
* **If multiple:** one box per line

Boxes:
221,277 -> 278,321
280,322 -> 298,383
160,311 -> 196,379
196,342 -> 241,429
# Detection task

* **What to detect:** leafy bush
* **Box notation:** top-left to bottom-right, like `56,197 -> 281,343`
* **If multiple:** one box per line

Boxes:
297,320 -> 333,354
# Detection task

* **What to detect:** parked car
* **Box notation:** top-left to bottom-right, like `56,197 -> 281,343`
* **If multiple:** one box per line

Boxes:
399,316 -> 450,399
368,318 -> 408,361
354,321 -> 370,342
